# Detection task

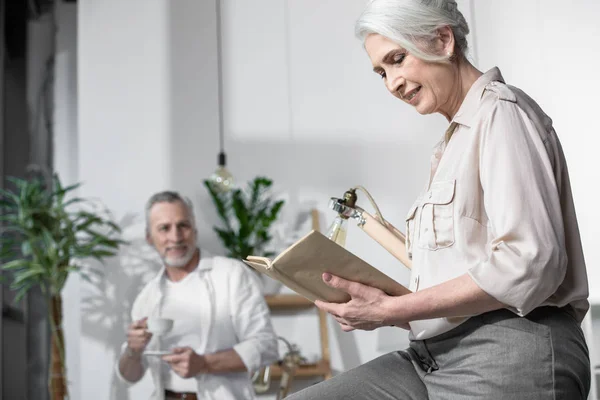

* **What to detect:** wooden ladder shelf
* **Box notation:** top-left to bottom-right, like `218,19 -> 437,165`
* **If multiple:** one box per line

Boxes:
264,209 -> 332,381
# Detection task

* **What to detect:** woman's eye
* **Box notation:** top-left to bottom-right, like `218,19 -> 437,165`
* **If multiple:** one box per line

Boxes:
393,53 -> 406,64
379,71 -> 387,79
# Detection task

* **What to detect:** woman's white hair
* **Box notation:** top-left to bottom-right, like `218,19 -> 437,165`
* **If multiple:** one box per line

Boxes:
355,0 -> 470,62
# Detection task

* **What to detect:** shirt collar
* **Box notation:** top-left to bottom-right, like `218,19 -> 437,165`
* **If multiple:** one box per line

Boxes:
153,247 -> 213,283
196,249 -> 213,271
452,67 -> 505,128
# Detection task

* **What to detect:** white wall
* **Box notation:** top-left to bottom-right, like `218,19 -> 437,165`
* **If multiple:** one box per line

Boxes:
58,0 -> 600,398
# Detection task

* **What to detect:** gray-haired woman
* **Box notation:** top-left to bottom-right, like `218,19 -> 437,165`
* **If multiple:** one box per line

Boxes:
288,1 -> 590,399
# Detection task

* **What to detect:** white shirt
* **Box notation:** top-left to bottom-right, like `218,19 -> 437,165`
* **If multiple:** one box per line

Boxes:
406,68 -> 589,340
160,272 -> 210,392
116,251 -> 279,400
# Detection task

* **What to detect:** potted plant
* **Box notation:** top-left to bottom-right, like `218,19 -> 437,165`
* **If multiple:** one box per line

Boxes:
0,174 -> 125,400
203,176 -> 284,260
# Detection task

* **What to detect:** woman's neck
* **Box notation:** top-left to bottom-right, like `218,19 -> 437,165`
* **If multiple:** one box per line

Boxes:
442,58 -> 483,122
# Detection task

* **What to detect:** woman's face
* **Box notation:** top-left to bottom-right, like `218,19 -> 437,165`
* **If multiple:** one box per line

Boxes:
364,33 -> 458,119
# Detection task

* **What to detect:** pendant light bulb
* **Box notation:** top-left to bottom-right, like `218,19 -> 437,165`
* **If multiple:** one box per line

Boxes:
210,152 -> 234,193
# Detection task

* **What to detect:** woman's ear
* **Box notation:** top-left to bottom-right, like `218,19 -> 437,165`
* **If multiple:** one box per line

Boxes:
435,25 -> 456,57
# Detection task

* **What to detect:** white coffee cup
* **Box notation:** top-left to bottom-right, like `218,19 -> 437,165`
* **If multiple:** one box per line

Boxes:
146,317 -> 174,335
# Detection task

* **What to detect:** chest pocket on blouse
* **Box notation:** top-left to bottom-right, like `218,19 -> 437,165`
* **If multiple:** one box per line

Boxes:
418,180 -> 456,250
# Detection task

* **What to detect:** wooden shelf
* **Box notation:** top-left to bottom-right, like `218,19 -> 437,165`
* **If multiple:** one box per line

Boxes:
262,210 -> 332,387
265,294 -> 314,310
268,359 -> 331,379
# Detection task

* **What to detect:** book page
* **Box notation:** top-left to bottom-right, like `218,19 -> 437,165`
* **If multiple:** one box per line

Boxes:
246,255 -> 273,266
270,230 -> 410,303
243,260 -> 321,302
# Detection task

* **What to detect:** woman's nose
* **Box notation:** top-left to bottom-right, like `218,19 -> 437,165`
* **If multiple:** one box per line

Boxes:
386,74 -> 404,96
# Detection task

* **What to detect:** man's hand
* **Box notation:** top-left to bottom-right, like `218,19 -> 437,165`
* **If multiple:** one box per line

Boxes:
126,317 -> 152,356
162,347 -> 209,378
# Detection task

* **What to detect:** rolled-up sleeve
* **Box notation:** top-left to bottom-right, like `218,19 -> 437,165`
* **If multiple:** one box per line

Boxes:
230,263 -> 279,374
114,290 -> 150,384
468,99 -> 568,316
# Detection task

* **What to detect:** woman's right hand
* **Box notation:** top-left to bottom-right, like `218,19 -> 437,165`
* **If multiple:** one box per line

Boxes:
126,317 -> 152,356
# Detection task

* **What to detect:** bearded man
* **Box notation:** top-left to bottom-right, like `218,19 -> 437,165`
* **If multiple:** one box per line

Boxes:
116,191 -> 278,400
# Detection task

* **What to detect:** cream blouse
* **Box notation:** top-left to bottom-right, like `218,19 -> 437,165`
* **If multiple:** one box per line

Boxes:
406,67 -> 589,340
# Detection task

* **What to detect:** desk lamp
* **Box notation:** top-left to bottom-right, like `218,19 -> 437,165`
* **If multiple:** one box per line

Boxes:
326,186 -> 412,270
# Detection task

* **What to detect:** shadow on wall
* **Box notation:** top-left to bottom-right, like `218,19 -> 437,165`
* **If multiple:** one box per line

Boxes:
80,212 -> 161,400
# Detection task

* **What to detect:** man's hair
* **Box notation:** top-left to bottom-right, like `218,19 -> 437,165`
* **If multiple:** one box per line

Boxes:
145,191 -> 196,234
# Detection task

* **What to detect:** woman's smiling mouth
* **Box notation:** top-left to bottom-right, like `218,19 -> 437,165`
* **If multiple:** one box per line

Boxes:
404,86 -> 422,103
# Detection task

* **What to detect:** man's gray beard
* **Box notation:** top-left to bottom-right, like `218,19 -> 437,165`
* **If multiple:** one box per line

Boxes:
162,247 -> 196,268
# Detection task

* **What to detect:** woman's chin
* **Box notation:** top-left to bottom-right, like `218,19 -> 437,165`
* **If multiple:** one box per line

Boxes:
414,106 -> 433,115
413,101 -> 435,116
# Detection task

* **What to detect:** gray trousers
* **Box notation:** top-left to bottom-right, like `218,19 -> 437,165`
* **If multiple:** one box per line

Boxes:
287,306 -> 590,400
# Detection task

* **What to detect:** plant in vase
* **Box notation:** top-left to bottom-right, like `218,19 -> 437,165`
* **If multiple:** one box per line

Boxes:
203,176 -> 285,260
0,174 -> 125,399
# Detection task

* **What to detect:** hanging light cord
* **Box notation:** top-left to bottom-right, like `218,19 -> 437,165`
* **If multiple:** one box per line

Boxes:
215,0 -> 225,156
353,185 -> 386,224
351,186 -> 407,241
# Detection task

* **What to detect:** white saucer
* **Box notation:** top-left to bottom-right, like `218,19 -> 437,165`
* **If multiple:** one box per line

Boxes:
143,350 -> 171,356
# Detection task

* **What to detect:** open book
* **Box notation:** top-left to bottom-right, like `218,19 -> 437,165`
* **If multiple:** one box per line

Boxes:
243,230 -> 410,303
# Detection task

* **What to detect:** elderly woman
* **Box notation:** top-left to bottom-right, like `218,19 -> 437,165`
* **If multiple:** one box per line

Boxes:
288,0 -> 590,399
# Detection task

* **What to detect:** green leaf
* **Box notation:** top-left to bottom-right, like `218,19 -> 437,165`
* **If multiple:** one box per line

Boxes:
214,228 -> 236,249
0,246 -> 16,260
89,249 -> 117,258
13,284 -> 34,303
55,182 -> 82,197
1,259 -> 33,271
270,200 -> 285,220
0,198 -> 17,208
205,176 -> 285,258
62,197 -> 85,207
0,174 -> 125,298
21,241 -> 33,257
5,176 -> 29,190
0,214 -> 19,223
12,267 -> 46,286
203,180 -> 234,231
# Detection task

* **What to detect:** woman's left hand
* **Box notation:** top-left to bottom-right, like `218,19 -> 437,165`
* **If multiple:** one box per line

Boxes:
315,273 -> 408,332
